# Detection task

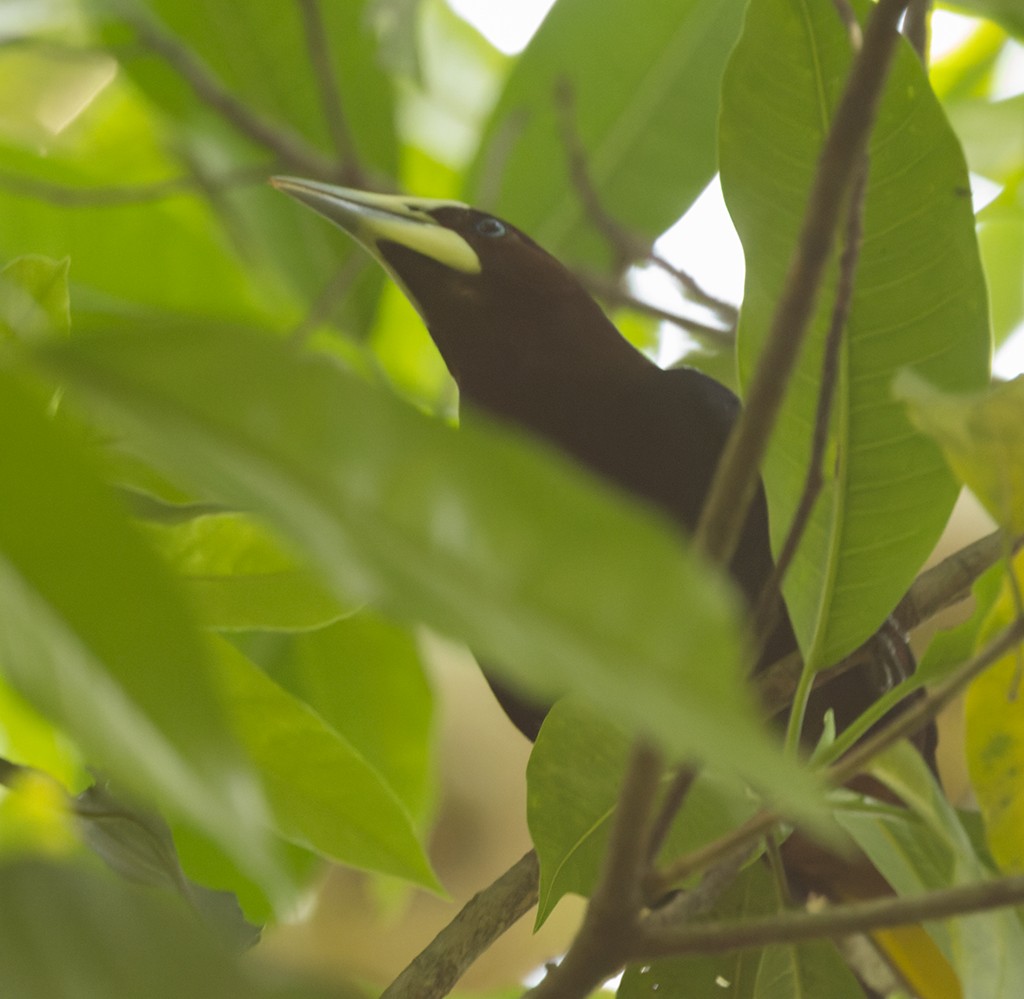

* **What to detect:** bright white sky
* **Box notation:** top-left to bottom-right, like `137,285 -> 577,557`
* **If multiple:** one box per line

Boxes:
446,0 -> 1024,377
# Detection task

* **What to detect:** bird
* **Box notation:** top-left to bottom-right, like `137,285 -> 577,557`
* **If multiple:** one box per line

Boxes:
270,175 -> 921,747
272,176 -> 950,995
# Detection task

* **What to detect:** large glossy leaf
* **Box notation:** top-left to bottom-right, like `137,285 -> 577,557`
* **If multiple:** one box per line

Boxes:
464,0 -> 749,267
34,326 -> 822,814
267,613 -> 434,821
721,0 -> 990,668
0,370 -> 281,890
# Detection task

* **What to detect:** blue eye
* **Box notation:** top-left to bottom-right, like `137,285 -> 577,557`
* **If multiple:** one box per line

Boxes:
476,217 -> 507,238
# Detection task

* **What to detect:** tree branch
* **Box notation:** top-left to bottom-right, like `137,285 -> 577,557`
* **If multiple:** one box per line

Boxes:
379,851 -> 540,999
641,873 -> 1024,958
296,0 -> 366,185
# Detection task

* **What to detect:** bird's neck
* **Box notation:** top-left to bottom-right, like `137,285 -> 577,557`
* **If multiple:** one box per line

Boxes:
441,302 -> 656,461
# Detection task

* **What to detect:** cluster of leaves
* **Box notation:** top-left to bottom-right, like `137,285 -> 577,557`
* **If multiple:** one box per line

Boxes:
0,0 -> 1022,996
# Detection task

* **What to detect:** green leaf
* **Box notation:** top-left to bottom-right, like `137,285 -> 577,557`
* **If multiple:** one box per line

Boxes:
268,613 -> 434,821
895,372 -> 1024,534
34,325 -> 824,817
143,512 -> 357,631
465,0 -> 750,267
0,370 -> 283,892
212,638 -> 438,890
837,741 -> 1024,994
721,0 -> 990,668
0,859 -> 360,999
0,255 -> 70,340
0,85 -> 284,326
944,0 -> 1024,38
947,95 -> 1024,183
618,862 -> 864,998
978,189 -> 1024,351
528,699 -> 757,926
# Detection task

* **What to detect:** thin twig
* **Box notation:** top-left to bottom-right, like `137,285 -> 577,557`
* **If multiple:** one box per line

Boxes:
380,851 -> 540,999
554,78 -> 736,323
645,766 -> 697,866
578,271 -> 734,344
297,0 -> 365,185
904,0 -> 932,62
288,252 -> 370,347
695,0 -> 912,570
0,167 -> 269,206
120,5 -> 338,179
641,873 -> 1024,957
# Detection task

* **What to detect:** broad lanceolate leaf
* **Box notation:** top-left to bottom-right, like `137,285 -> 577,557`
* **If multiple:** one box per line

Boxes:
268,613 -> 434,821
721,0 -> 990,668
466,0 -> 749,268
896,372 -> 1024,533
212,639 -> 437,890
528,698 -> 757,926
36,326 -> 822,815
965,550 -> 1024,874
0,371 -> 282,892
838,742 -> 1024,996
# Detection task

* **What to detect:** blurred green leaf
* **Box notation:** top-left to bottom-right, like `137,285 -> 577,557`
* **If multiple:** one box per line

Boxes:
838,741 -> 1024,994
947,95 -> 1024,182
0,369 -> 283,893
268,613 -> 434,821
978,188 -> 1024,350
722,0 -> 990,668
0,859 -> 359,999
144,512 -> 357,631
945,0 -> 1024,38
895,372 -> 1024,534
34,325 -> 823,816
212,638 -> 438,890
0,255 -> 70,340
465,0 -> 749,267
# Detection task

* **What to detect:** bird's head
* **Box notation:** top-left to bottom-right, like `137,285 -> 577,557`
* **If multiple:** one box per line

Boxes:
271,176 -> 628,394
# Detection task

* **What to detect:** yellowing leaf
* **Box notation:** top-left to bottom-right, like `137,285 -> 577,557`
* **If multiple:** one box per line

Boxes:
965,549 -> 1024,871
895,371 -> 1024,533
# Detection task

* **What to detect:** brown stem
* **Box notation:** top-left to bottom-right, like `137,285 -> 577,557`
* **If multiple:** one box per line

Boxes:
641,873 -> 1024,957
380,852 -> 540,999
121,6 -> 338,179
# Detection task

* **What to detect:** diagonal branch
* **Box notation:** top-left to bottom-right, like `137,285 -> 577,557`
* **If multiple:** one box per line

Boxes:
379,851 -> 540,999
120,6 -> 338,179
